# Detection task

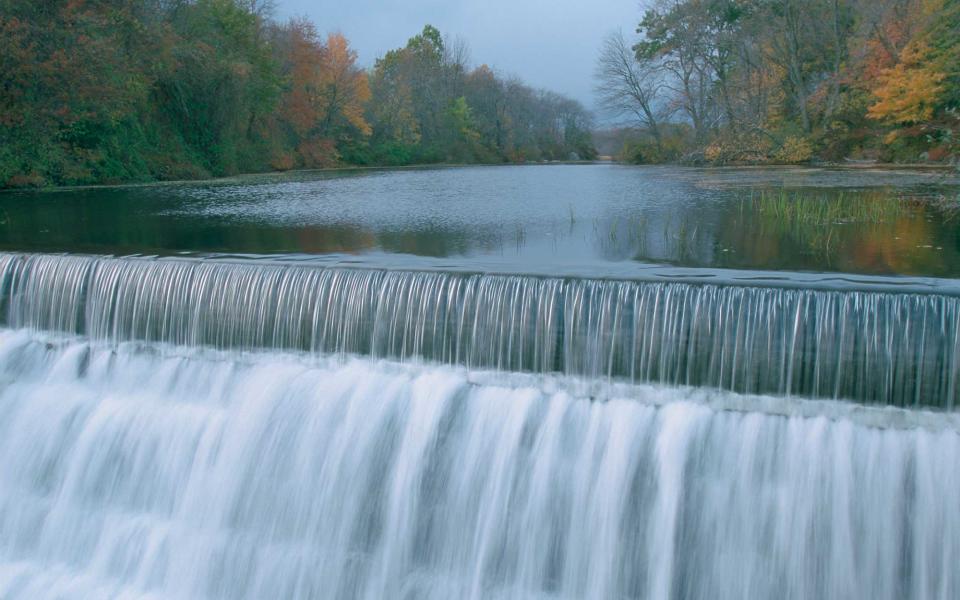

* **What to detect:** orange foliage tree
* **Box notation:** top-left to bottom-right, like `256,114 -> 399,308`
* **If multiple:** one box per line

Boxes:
276,23 -> 370,167
316,33 -> 371,139
868,39 -> 945,125
867,0 -> 956,130
278,18 -> 325,138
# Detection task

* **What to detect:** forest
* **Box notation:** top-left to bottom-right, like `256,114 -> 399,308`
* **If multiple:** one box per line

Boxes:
0,0 -> 595,187
1,0 -> 957,188
597,0 -> 960,164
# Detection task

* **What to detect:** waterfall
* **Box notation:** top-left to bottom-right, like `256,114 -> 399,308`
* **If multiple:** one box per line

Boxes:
2,252 -> 958,408
2,251 -> 959,599
0,330 -> 956,600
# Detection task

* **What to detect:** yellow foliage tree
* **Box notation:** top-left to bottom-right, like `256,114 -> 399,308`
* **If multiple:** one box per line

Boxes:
868,40 -> 945,125
317,33 -> 371,138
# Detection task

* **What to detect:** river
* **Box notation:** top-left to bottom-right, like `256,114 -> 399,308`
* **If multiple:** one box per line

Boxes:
0,164 -> 957,598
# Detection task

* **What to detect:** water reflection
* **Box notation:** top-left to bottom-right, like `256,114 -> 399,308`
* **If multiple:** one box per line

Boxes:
715,189 -> 959,276
0,164 -> 957,277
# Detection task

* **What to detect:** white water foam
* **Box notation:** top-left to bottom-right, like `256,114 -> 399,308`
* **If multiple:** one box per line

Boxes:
0,329 -> 956,599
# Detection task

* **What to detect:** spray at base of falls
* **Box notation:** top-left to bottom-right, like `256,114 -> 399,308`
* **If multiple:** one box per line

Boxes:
0,330 -> 956,600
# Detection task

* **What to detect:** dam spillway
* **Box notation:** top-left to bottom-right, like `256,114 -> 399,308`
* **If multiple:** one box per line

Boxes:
0,251 -> 957,599
1,252 -> 957,408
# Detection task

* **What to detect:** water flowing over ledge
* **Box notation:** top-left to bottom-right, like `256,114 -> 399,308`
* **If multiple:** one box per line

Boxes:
2,252 -> 958,408
0,331 -> 956,600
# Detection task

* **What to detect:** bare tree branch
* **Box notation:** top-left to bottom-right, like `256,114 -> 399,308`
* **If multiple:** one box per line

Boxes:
595,30 -> 664,147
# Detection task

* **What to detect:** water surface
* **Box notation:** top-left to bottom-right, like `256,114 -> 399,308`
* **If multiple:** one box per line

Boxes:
0,330 -> 956,599
1,165 -> 960,599
3,164 -> 958,279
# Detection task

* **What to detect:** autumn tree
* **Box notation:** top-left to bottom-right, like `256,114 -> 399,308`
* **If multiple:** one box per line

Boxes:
274,23 -> 371,167
0,10 -> 597,186
0,0 -> 153,185
869,40 -> 945,125
276,18 -> 324,138
315,33 -> 371,141
868,0 -> 957,126
604,0 -> 956,164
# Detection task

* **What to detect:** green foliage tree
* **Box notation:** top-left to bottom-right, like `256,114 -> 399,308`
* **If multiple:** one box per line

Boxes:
0,11 -> 597,187
0,0 -> 154,185
155,0 -> 280,175
367,24 -> 596,165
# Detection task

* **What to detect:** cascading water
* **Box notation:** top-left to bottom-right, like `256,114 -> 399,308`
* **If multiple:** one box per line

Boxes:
2,252 -> 958,408
0,331 -> 958,599
0,251 -> 958,600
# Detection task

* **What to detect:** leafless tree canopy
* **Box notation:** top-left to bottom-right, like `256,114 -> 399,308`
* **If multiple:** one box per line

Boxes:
595,31 -> 664,146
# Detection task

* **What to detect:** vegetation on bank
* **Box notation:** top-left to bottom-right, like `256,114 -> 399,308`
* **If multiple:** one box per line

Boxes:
0,0 -> 596,188
595,0 -> 960,166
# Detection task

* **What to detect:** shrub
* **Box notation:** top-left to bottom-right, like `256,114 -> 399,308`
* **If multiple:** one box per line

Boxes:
773,136 -> 814,163
703,130 -> 772,164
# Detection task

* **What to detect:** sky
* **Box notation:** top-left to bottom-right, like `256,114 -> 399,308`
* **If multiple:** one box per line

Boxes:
275,0 -> 643,113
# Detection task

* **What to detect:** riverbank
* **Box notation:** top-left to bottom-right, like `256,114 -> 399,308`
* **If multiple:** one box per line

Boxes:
0,160 -> 612,193
5,159 -> 958,194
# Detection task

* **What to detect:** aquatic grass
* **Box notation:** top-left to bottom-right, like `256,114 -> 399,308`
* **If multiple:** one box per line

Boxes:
751,189 -> 906,225
744,188 -> 911,262
933,192 -> 960,221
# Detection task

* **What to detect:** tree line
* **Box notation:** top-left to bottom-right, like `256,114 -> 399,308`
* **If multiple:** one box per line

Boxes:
596,0 -> 959,164
0,0 -> 596,187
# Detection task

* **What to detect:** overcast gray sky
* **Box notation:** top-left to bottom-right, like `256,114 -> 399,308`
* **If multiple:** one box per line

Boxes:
275,0 -> 642,112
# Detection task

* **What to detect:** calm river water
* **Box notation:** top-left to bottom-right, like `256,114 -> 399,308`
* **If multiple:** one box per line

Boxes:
2,163 -> 958,279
